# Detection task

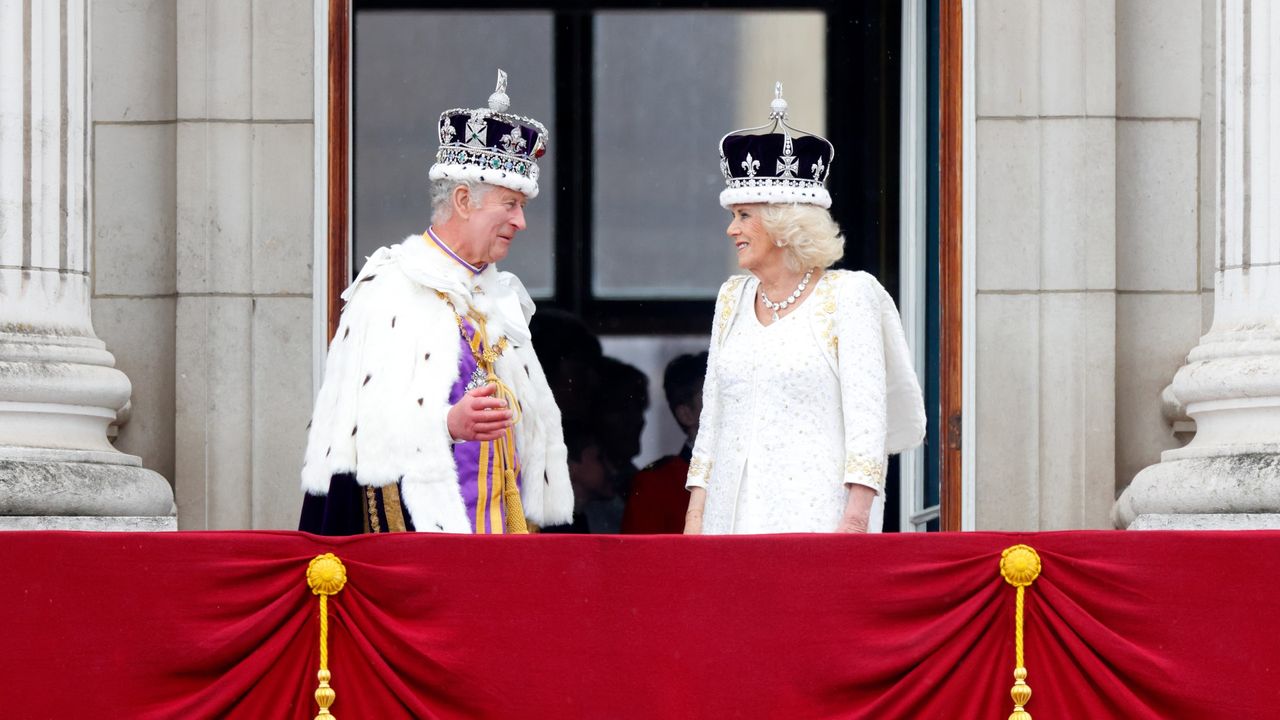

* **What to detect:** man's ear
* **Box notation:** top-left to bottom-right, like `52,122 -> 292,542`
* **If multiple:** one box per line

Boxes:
452,185 -> 473,220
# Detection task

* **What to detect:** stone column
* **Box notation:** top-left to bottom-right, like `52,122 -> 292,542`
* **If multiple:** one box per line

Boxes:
0,0 -> 174,530
1115,0 -> 1280,529
974,0 -> 1118,530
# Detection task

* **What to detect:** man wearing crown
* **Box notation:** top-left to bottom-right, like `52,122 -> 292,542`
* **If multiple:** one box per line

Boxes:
298,71 -> 574,535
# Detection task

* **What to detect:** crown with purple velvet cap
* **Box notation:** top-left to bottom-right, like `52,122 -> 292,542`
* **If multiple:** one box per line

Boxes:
718,82 -> 834,209
429,70 -> 549,198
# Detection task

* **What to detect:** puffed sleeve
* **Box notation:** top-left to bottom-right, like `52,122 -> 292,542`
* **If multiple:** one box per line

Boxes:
833,272 -> 889,494
685,276 -> 742,490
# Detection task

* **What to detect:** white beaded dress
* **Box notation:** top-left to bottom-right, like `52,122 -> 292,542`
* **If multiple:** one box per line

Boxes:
686,270 -> 925,534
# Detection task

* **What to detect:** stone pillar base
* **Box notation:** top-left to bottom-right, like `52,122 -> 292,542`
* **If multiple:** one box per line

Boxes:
1128,513 -> 1280,530
0,515 -> 177,531
1114,448 -> 1280,528
0,447 -> 175,529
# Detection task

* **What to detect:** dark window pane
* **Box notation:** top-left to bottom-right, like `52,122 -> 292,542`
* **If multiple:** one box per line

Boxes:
592,11 -> 826,298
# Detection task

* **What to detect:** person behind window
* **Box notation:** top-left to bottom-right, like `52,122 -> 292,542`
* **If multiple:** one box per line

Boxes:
299,71 -> 573,535
622,351 -> 708,534
529,308 -> 603,429
586,356 -> 649,533
540,422 -> 610,534
683,85 -> 925,535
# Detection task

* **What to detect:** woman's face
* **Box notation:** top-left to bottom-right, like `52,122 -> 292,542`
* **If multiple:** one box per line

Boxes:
726,204 -> 783,273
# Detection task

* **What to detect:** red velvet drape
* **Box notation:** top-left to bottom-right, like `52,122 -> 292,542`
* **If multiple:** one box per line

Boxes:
3,530 -> 1277,718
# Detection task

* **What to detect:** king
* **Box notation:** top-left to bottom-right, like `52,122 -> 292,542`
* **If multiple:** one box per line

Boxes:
298,71 -> 573,535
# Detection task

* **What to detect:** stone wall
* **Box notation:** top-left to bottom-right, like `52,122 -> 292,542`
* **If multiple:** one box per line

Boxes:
973,0 -> 1212,529
90,0 -> 315,529
80,0 -> 1220,531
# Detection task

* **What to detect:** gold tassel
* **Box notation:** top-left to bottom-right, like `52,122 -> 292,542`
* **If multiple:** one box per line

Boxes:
1000,545 -> 1042,720
497,420 -> 527,533
307,554 -> 348,719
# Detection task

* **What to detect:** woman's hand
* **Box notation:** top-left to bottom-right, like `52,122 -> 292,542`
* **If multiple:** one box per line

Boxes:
836,515 -> 869,533
446,384 -> 513,442
837,484 -> 877,534
684,487 -> 707,534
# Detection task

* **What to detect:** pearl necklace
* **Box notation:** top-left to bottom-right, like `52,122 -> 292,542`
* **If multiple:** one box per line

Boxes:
760,269 -> 814,322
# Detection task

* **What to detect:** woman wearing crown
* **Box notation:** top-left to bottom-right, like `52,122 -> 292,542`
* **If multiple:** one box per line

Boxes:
683,85 -> 926,535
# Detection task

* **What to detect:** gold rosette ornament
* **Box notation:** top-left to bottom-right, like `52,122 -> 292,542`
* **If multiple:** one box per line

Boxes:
1000,545 -> 1042,720
307,553 -> 348,719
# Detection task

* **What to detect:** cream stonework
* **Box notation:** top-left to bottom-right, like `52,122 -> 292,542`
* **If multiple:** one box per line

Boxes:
4,0 -> 1273,531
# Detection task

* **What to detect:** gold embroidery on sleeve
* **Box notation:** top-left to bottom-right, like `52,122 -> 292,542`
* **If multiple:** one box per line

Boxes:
845,454 -> 886,489
688,456 -> 713,485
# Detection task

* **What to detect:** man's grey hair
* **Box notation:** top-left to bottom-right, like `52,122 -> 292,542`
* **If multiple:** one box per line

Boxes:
430,179 -> 496,225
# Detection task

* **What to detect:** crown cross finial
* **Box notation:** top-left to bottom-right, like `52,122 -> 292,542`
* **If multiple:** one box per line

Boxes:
489,69 -> 511,113
770,81 -> 788,119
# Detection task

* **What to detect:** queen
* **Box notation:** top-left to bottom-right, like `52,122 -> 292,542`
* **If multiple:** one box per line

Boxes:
683,85 -> 926,535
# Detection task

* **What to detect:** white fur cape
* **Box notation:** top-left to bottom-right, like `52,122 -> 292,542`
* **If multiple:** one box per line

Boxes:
300,235 -> 574,531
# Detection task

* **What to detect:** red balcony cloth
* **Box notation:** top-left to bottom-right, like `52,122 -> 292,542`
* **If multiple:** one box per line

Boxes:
3,530 -> 1278,719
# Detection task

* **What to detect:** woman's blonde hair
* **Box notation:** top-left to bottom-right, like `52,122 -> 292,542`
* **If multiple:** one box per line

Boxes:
758,203 -> 845,272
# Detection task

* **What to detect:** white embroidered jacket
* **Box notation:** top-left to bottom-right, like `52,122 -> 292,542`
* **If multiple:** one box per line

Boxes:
300,235 -> 574,531
686,270 -> 926,533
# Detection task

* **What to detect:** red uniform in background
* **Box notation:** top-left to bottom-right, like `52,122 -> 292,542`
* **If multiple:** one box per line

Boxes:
622,447 -> 692,534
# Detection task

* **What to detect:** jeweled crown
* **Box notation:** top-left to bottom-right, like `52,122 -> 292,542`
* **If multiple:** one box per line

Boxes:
718,82 -> 834,209
429,70 -> 549,198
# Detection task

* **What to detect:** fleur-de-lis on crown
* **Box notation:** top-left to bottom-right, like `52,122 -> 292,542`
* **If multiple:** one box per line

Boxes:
742,153 -> 760,177
719,155 -> 730,178
812,157 -> 825,180
441,121 -> 457,144
500,128 -> 527,154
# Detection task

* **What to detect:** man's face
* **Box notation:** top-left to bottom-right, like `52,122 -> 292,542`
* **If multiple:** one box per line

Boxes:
462,185 -> 528,265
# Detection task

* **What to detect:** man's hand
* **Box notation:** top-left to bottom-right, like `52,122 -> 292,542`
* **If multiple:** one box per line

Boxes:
447,384 -> 513,442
